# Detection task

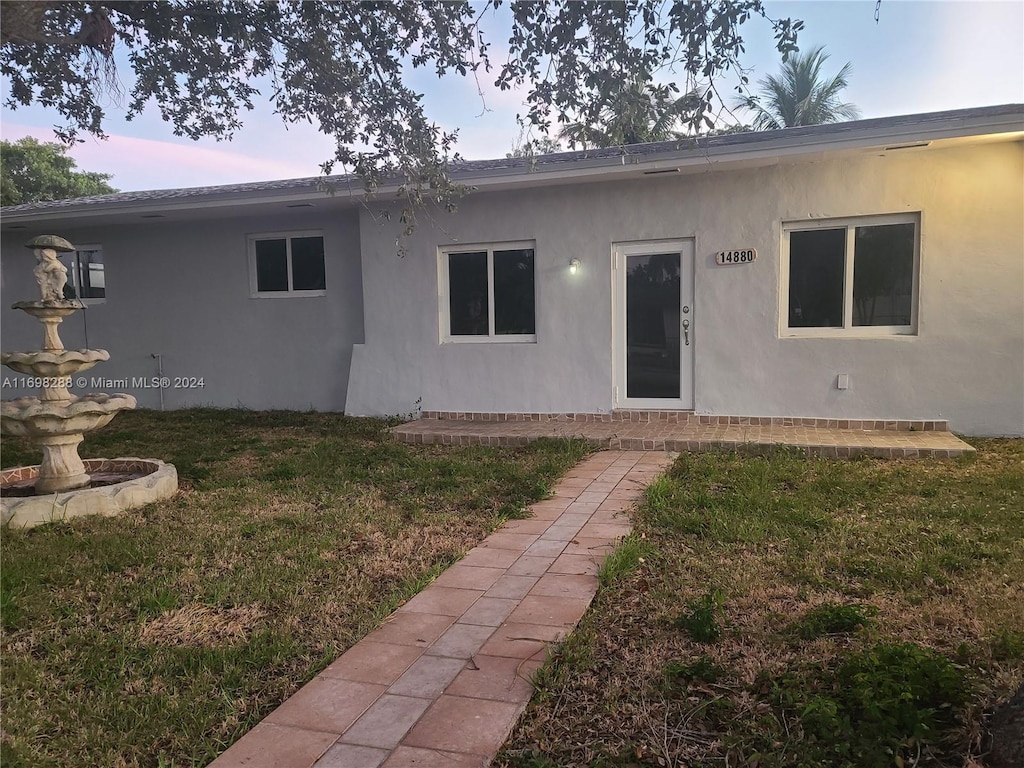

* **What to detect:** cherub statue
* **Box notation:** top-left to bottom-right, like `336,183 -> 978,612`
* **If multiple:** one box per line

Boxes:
25,235 -> 75,303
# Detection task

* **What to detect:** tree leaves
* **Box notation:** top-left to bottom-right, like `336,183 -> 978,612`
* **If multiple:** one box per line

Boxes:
1,1 -> 802,222
736,45 -> 860,130
558,78 -> 703,149
0,136 -> 117,205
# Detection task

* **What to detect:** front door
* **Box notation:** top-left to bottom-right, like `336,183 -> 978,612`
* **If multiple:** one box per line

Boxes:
613,239 -> 695,409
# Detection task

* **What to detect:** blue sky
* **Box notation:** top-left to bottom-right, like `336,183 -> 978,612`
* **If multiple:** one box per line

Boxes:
1,0 -> 1021,191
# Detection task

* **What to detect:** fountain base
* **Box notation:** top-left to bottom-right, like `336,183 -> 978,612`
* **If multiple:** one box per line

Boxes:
1,458 -> 178,529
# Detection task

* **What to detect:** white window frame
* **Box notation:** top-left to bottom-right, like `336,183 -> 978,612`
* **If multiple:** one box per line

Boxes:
60,244 -> 105,305
437,240 -> 538,343
780,212 -> 921,338
247,230 -> 327,298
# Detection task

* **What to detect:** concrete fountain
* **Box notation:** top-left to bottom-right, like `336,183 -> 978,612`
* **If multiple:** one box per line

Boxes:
1,235 -> 177,528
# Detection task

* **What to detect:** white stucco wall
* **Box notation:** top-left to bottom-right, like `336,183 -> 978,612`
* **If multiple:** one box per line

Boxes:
1,210 -> 364,411
346,140 -> 1024,435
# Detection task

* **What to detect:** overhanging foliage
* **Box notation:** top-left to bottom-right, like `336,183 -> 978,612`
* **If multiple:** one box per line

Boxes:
2,1 -> 802,223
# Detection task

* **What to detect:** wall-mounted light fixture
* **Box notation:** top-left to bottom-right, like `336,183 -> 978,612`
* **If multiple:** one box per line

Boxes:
569,257 -> 581,275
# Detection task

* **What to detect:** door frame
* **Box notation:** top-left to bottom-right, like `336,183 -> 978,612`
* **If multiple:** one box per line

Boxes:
612,238 -> 695,410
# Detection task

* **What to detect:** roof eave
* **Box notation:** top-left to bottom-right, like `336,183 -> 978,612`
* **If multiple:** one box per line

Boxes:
454,109 -> 1024,189
3,105 -> 1021,224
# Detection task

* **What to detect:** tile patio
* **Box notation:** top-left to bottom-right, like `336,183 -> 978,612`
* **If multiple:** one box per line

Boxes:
209,450 -> 674,768
392,413 -> 974,458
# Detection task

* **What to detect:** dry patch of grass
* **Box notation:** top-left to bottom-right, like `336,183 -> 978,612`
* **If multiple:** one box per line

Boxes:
1,408 -> 591,768
140,604 -> 267,647
498,440 -> 1023,768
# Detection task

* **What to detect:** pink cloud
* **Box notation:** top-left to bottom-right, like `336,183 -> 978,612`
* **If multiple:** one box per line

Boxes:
1,122 -> 333,191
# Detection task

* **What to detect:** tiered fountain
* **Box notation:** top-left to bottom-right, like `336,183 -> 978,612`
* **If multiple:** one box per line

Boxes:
1,235 -> 177,528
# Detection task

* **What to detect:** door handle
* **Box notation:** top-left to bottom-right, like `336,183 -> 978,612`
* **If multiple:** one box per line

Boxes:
682,318 -> 690,346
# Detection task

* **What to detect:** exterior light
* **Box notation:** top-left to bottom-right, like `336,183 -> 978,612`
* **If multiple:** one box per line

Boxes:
569,257 -> 581,274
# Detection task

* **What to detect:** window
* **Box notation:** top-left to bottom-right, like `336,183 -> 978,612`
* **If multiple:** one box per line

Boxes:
59,245 -> 105,302
783,214 -> 919,336
248,231 -> 326,297
439,242 -> 536,342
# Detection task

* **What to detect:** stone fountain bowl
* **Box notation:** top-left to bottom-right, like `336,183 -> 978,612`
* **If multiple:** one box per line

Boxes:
1,349 -> 110,378
11,299 -> 83,317
1,458 -> 178,529
1,392 -> 137,437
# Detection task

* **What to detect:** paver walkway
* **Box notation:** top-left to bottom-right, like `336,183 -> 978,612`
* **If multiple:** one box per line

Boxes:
392,414 -> 974,458
209,450 -> 674,768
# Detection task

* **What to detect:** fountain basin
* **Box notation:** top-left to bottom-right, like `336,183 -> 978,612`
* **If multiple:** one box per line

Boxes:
1,393 -> 137,435
1,349 -> 110,378
1,458 -> 178,529
1,351 -> 112,402
2,393 -> 138,492
11,299 -> 82,316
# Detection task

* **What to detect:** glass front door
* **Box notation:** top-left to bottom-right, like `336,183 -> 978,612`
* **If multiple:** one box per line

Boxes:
614,240 -> 694,409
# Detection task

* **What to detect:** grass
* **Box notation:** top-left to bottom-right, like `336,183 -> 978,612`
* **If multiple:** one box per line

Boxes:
497,440 -> 1024,768
0,408 -> 591,768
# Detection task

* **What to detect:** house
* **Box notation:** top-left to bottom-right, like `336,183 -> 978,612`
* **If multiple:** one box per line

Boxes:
2,104 -> 1022,436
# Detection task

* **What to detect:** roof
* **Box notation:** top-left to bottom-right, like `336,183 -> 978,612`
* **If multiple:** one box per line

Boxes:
3,103 -> 1021,226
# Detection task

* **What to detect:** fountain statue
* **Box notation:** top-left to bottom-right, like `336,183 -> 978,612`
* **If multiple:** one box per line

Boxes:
1,235 -> 177,527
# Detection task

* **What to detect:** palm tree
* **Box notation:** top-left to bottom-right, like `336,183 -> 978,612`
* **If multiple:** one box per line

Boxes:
739,45 -> 860,130
559,79 -> 702,149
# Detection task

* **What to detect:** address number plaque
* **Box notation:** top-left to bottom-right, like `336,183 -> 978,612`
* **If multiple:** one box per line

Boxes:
715,248 -> 757,265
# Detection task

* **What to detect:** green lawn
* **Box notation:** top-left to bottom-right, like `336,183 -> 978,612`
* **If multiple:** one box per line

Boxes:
0,409 -> 590,768
497,440 -> 1023,768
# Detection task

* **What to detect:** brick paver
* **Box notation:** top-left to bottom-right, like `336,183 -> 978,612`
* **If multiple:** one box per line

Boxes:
392,412 -> 974,457
208,450 -> 672,768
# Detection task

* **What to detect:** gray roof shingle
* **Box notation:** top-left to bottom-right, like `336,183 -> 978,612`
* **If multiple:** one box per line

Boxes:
3,103 -> 1020,216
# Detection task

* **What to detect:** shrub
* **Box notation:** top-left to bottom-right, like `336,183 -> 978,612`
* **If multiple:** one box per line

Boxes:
776,642 -> 969,765
673,589 -> 724,643
664,655 -> 725,688
792,602 -> 878,639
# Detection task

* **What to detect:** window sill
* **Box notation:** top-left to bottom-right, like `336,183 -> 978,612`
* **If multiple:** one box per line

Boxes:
250,290 -> 327,299
781,328 -> 917,339
441,335 -> 537,344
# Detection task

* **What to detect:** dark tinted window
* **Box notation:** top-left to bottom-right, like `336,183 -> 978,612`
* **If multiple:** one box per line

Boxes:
255,239 -> 289,292
625,252 -> 680,398
291,236 -> 326,291
853,223 -> 914,326
788,228 -> 845,327
77,249 -> 105,298
448,251 -> 488,335
493,249 -> 535,335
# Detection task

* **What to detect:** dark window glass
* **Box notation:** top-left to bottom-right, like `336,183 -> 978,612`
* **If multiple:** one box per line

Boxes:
448,251 -> 488,335
57,250 -> 104,299
58,252 -> 78,300
788,229 -> 845,327
77,249 -> 105,299
291,236 -> 326,291
853,223 -> 914,326
255,239 -> 289,292
626,252 -> 680,398
493,249 -> 535,335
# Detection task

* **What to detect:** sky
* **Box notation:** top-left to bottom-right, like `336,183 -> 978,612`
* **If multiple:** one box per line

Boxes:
1,0 -> 1021,192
